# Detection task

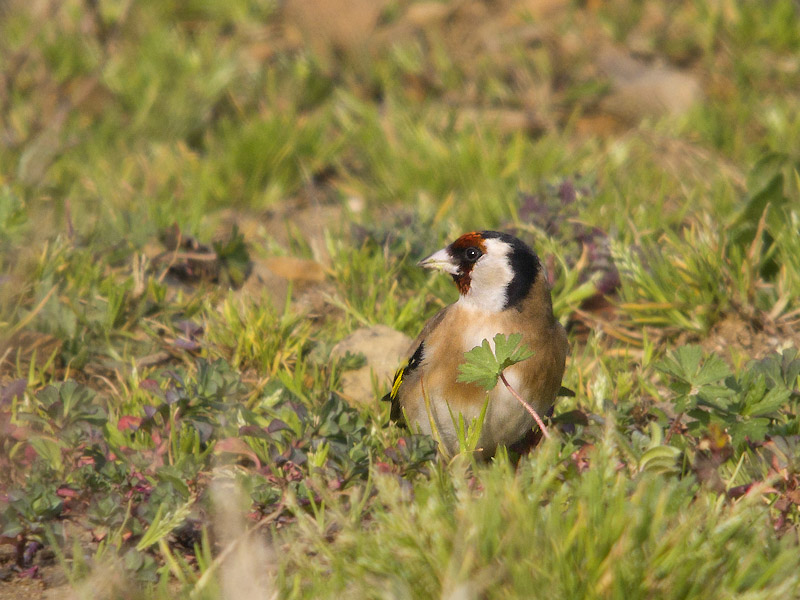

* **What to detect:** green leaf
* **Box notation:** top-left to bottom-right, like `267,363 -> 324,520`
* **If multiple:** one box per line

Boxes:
214,225 -> 251,288
742,384 -> 791,417
693,354 -> 733,387
457,339 -> 500,390
657,346 -> 732,392
456,333 -> 534,391
37,385 -> 61,410
28,436 -> 65,472
494,332 -> 534,369
729,418 -> 770,448
734,172 -> 785,233
464,396 -> 490,454
752,348 -> 800,390
745,152 -> 789,203
135,499 -> 194,552
638,445 -> 682,475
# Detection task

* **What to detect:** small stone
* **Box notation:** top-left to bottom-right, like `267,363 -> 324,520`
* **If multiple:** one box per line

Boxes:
331,325 -> 413,406
236,256 -> 326,308
263,257 -> 326,282
597,46 -> 702,121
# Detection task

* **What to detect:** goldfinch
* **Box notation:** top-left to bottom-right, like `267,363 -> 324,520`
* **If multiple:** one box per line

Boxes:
384,231 -> 568,458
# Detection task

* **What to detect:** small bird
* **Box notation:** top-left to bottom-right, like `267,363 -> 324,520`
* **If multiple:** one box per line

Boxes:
383,231 -> 569,458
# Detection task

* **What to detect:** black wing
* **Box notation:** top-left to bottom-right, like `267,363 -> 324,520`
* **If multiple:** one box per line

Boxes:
381,342 -> 425,428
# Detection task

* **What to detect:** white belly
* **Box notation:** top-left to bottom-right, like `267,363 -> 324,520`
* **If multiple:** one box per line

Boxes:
411,319 -> 538,456
409,370 -> 535,457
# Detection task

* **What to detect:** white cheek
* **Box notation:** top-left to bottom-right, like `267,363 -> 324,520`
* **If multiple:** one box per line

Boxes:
461,280 -> 507,313
459,242 -> 513,313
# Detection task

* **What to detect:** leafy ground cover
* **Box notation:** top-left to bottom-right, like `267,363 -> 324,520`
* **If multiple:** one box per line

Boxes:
2,0 -> 800,598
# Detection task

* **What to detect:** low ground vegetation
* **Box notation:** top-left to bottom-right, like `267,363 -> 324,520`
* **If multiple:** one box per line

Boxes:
2,1 -> 800,598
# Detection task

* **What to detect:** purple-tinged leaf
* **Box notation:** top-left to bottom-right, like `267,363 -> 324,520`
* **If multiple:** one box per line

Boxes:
517,192 -> 561,235
164,370 -> 184,385
287,402 -> 308,419
19,565 -> 39,579
173,337 -> 201,351
552,409 -> 590,426
0,379 -> 26,406
596,268 -> 622,295
23,542 -> 41,567
239,425 -> 271,439
727,483 -> 754,499
175,320 -> 204,337
283,446 -> 307,465
215,437 -> 261,468
118,416 -> 142,431
558,180 -> 577,204
56,487 -> 78,499
139,379 -> 161,393
191,420 -> 214,443
267,419 -> 290,434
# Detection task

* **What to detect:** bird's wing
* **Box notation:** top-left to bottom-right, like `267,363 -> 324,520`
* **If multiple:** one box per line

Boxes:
381,305 -> 452,427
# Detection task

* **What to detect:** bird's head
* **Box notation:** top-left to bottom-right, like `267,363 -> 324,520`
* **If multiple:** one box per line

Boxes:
418,231 -> 541,312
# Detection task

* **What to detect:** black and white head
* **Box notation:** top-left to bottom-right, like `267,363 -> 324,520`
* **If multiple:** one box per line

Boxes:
418,231 -> 541,312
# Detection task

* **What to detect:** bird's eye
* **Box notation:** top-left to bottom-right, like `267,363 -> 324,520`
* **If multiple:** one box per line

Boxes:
464,247 -> 482,262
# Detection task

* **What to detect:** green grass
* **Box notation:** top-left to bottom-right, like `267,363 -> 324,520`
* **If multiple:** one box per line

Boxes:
2,0 -> 800,598
280,441 -> 800,599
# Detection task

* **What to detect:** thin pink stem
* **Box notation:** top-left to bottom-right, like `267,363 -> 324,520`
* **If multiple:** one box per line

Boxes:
499,372 -> 551,440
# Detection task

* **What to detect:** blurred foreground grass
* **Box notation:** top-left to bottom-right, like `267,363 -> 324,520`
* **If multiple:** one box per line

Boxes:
2,0 -> 800,598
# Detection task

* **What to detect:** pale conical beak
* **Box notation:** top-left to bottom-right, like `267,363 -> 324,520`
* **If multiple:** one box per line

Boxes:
417,248 -> 459,275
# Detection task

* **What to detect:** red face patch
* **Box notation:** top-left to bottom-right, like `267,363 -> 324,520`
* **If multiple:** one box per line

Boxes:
450,232 -> 487,254
447,232 -> 487,295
